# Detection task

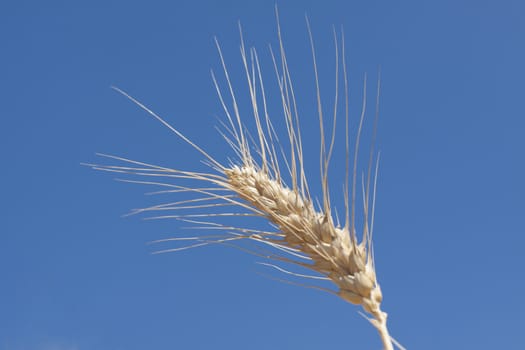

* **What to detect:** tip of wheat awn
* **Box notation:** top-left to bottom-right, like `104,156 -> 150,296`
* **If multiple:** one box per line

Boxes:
88,11 -> 404,350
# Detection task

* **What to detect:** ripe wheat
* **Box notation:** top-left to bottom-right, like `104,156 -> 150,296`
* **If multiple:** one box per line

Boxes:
88,13 -> 404,350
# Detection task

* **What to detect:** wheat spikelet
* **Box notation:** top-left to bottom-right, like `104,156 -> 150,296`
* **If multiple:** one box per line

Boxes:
88,11 -> 403,350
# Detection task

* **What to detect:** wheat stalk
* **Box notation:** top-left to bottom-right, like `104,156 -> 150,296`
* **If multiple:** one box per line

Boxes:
88,11 -> 403,350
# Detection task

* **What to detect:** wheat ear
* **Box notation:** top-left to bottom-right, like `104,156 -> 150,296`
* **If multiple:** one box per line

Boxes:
88,14 -> 402,350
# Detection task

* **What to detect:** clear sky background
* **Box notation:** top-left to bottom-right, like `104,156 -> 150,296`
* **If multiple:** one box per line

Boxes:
1,1 -> 524,349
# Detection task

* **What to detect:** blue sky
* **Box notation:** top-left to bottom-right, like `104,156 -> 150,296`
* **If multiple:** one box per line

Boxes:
1,1 -> 524,349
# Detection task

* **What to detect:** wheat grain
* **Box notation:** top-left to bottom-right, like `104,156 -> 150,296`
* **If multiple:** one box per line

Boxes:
88,10 -> 403,350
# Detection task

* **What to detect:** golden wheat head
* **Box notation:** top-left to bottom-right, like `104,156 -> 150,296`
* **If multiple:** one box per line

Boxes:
87,11 -> 403,350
